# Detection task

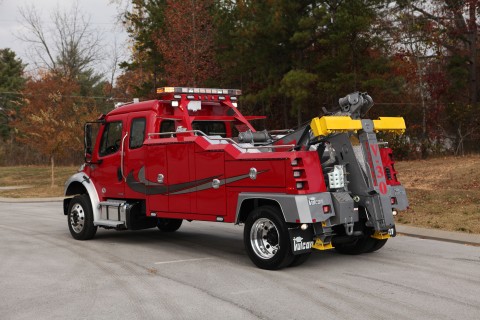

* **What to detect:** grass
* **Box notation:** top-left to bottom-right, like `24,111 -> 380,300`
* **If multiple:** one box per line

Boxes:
0,166 -> 78,198
395,155 -> 480,234
1,156 -> 479,234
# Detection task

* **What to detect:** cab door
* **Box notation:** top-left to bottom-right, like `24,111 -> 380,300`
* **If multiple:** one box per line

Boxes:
91,116 -> 125,199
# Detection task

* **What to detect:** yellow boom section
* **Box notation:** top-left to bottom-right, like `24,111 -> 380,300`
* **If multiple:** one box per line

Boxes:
372,117 -> 406,133
310,116 -> 406,137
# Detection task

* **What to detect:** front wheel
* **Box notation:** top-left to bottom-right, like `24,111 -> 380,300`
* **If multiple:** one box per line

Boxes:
67,194 -> 97,240
244,206 -> 294,270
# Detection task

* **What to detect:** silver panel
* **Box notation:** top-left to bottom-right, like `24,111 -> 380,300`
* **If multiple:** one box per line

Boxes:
236,192 -> 335,224
390,185 -> 409,211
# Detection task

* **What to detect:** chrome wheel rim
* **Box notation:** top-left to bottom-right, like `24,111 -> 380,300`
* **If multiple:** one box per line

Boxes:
250,218 -> 280,259
70,203 -> 85,233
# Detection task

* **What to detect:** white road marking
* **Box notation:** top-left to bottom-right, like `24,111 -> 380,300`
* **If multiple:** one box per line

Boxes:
154,257 -> 214,265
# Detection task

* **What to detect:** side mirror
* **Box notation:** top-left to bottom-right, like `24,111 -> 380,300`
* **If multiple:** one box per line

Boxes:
84,122 -> 102,164
84,123 -> 93,163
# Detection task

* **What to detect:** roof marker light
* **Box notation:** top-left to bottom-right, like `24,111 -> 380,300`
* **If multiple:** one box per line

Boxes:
157,87 -> 242,96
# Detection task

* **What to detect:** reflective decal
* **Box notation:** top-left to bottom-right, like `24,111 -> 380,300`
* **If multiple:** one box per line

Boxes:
126,166 -> 268,195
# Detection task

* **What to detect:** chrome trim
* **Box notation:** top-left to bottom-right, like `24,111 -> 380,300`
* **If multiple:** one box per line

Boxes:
64,173 -> 101,223
120,132 -> 128,182
250,217 -> 279,259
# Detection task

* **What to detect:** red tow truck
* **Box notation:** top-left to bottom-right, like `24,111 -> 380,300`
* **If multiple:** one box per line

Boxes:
64,87 -> 408,269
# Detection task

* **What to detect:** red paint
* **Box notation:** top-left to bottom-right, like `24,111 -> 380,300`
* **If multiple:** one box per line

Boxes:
85,92 -> 331,224
380,147 -> 401,186
379,181 -> 388,195
370,143 -> 379,157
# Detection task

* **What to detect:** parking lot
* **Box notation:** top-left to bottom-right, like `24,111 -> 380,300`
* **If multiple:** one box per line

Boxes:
1,201 -> 480,319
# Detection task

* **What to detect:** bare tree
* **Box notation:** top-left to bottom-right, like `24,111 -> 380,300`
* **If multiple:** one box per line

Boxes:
17,2 -> 103,79
106,36 -> 125,96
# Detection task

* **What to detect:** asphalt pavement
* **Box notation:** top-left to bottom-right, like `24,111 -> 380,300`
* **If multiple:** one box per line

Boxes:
1,201 -> 479,320
1,195 -> 479,246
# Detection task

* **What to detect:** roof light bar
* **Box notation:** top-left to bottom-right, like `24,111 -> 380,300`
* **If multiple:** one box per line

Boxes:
157,87 -> 242,96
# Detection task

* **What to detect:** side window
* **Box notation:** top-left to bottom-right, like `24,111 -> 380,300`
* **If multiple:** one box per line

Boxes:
129,118 -> 146,149
99,121 -> 123,156
192,121 -> 226,137
160,120 -> 175,137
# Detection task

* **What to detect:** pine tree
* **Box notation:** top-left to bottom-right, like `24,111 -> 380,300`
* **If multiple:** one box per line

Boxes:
0,48 -> 26,140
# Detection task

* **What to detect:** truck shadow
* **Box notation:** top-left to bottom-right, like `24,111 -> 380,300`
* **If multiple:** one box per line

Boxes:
89,224 -> 355,269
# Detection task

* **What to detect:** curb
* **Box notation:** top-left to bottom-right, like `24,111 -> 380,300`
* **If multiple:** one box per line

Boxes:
0,197 -> 64,203
396,224 -> 480,246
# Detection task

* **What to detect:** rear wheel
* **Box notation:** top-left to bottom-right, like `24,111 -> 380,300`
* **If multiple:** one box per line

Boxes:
364,238 -> 388,253
68,194 -> 97,240
334,232 -> 388,255
289,253 -> 311,267
244,206 -> 294,270
157,218 -> 183,232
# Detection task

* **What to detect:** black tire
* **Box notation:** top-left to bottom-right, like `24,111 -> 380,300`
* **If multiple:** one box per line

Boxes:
244,206 -> 294,270
364,238 -> 388,253
289,253 -> 311,267
67,194 -> 97,240
334,235 -> 386,255
157,218 -> 183,232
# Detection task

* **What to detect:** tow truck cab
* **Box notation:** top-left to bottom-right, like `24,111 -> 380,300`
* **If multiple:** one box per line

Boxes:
64,87 -> 408,270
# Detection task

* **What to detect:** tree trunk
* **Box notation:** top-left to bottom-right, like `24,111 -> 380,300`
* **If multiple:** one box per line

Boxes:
297,105 -> 302,127
50,155 -> 55,188
468,0 -> 478,105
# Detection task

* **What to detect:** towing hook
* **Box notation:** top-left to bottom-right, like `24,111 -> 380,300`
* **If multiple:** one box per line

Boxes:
352,195 -> 360,202
344,218 -> 354,236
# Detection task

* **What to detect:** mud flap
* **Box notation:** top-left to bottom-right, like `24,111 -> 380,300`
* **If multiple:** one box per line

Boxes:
288,227 -> 314,255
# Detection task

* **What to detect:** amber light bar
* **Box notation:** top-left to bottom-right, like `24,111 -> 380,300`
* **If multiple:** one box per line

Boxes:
157,87 -> 242,96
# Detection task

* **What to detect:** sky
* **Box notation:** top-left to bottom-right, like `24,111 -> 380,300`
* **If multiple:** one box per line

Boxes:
0,0 -> 129,75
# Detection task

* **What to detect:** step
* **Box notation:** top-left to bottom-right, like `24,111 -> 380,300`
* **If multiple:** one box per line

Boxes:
94,219 -> 126,228
98,200 -> 126,208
